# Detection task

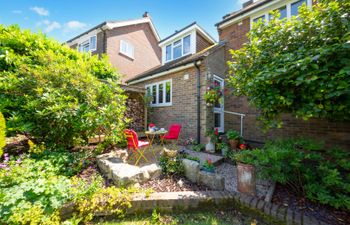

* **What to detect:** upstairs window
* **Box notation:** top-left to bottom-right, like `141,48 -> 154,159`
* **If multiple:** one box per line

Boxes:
165,34 -> 191,63
146,80 -> 172,107
120,40 -> 134,59
291,0 -> 307,16
253,15 -> 266,23
269,6 -> 287,20
78,35 -> 96,52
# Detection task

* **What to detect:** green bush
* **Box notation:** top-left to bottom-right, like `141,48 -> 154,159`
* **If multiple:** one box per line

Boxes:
0,112 -> 5,157
159,155 -> 184,176
234,138 -> 350,210
0,25 -> 127,147
227,0 -> 350,129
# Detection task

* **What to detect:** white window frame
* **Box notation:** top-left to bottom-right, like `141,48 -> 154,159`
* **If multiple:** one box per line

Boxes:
164,34 -> 192,63
250,0 -> 312,29
78,35 -> 96,53
119,40 -> 134,59
145,79 -> 172,107
213,75 -> 224,133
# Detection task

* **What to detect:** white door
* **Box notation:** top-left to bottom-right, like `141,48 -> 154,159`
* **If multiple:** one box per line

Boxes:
213,75 -> 224,132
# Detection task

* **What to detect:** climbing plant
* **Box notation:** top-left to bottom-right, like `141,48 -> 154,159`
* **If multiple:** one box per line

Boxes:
227,0 -> 350,129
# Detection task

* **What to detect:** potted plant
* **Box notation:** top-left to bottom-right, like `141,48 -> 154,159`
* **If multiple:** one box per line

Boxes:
226,129 -> 241,150
201,158 -> 215,173
217,143 -> 229,156
205,128 -> 219,153
232,150 -> 257,196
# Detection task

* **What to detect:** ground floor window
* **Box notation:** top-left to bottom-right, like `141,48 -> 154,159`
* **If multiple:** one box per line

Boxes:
146,80 -> 172,107
213,75 -> 224,132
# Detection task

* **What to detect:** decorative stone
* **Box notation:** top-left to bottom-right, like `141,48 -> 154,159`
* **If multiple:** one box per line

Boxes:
141,163 -> 161,179
198,170 -> 225,191
182,159 -> 200,183
110,163 -> 149,185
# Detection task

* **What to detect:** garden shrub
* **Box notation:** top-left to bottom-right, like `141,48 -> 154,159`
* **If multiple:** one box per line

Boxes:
159,155 -> 184,176
0,112 -> 5,157
227,0 -> 350,129
0,25 -> 127,147
233,138 -> 350,210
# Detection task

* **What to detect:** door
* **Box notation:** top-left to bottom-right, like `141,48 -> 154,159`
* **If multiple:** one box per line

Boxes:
213,75 -> 224,132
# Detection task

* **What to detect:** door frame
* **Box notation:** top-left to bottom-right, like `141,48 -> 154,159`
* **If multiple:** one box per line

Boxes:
213,75 -> 224,132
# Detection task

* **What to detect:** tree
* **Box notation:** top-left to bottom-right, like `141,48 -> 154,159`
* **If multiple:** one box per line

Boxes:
0,25 -> 127,147
0,112 -> 5,157
227,0 -> 350,129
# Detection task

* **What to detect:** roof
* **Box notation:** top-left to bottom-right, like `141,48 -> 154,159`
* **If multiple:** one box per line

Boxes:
216,0 -> 272,28
126,43 -> 224,84
159,22 -> 217,46
66,17 -> 160,44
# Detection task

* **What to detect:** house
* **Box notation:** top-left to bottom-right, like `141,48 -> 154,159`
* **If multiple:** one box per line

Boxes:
66,12 -> 161,83
126,22 -> 225,143
216,0 -> 350,149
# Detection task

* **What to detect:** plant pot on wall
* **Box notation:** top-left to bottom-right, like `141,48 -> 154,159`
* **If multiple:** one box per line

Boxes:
236,162 -> 256,196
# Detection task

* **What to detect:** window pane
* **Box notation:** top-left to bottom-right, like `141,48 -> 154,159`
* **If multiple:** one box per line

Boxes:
214,113 -> 221,128
165,81 -> 171,103
173,45 -> 182,59
158,83 -> 164,104
152,85 -> 156,104
253,15 -> 266,23
291,0 -> 307,16
90,36 -> 96,50
166,45 -> 171,61
269,6 -> 287,20
183,35 -> 191,55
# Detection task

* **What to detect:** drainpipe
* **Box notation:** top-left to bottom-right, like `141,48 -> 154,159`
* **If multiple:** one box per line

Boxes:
195,60 -> 202,144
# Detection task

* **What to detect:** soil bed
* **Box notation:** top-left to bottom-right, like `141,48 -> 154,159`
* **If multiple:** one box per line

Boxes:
272,183 -> 350,225
139,175 -> 212,192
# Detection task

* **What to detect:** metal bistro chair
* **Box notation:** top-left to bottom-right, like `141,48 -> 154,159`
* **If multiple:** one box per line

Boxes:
124,129 -> 149,166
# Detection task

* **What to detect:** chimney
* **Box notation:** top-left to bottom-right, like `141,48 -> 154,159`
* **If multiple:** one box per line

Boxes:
243,0 -> 254,8
143,11 -> 149,18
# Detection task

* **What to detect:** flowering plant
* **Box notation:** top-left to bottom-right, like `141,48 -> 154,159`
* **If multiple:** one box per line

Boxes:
202,158 -> 215,172
206,128 -> 220,143
239,143 -> 247,150
204,84 -> 223,106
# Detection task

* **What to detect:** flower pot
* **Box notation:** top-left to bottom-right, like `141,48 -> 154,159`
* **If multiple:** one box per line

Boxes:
236,162 -> 256,196
205,137 -> 215,153
229,139 -> 239,150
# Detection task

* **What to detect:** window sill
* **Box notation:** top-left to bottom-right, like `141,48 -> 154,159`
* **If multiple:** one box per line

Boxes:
150,103 -> 172,108
119,52 -> 134,60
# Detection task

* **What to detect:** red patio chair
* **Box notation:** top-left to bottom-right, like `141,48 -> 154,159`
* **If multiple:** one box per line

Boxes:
124,129 -> 149,166
161,124 -> 182,143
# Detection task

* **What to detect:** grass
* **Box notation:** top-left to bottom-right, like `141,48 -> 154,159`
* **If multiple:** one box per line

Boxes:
94,209 -> 263,225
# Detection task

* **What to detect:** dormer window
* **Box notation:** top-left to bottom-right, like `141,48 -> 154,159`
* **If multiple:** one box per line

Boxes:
78,35 -> 96,52
165,34 -> 191,62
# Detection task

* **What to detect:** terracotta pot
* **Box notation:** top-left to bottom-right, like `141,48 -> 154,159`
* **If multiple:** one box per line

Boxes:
237,162 -> 256,196
229,139 -> 239,150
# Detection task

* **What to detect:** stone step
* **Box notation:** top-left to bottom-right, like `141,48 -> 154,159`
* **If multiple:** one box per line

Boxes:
183,149 -> 224,166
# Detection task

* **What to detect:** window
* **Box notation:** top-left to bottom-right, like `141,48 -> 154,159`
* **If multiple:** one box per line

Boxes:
164,34 -> 192,62
252,0 -> 310,26
146,80 -> 172,107
269,6 -> 287,20
166,45 -> 172,61
291,0 -> 307,16
173,39 -> 182,59
120,40 -> 134,59
78,35 -> 96,52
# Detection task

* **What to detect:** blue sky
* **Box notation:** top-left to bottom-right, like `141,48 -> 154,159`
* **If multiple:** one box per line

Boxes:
0,0 -> 245,43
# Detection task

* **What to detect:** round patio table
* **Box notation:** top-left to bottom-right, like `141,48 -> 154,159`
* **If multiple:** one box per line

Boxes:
145,130 -> 168,158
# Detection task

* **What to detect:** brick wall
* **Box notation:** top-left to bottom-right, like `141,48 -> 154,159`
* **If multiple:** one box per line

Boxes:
106,23 -> 161,83
196,32 -> 213,52
219,16 -> 350,150
130,65 -> 208,143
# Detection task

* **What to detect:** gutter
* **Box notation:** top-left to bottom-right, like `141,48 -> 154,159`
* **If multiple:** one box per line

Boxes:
195,60 -> 202,144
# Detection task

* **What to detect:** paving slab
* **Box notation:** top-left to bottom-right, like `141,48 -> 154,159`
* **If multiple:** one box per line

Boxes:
183,149 -> 224,165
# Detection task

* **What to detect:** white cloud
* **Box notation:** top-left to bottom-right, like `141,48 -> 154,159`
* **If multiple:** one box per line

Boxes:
37,20 -> 61,32
30,6 -> 49,16
12,10 -> 22,14
63,20 -> 87,33
65,21 -> 87,30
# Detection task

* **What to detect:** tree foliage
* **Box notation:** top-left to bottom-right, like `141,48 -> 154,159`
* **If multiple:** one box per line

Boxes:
0,113 -> 5,157
0,25 -> 127,147
227,0 -> 350,128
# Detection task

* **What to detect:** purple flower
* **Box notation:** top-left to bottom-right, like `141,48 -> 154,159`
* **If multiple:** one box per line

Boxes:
16,158 -> 22,164
0,163 -> 7,169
